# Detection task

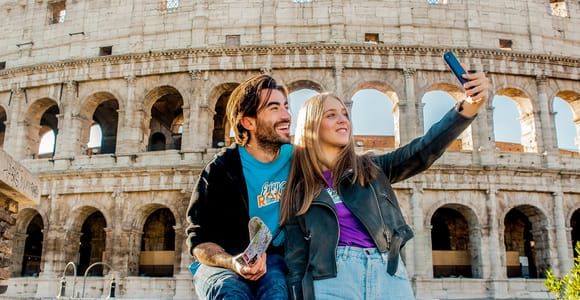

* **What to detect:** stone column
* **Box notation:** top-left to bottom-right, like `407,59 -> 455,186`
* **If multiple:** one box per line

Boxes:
183,70 -> 203,151
478,224 -> 491,279
117,75 -> 145,155
173,224 -> 195,300
116,224 -> 140,277
334,66 -> 346,108
192,70 -> 212,149
474,102 -> 495,166
54,81 -> 78,159
409,187 -> 431,278
3,87 -> 25,160
36,225 -> 72,298
536,76 -> 560,168
399,68 -> 417,144
106,191 -> 129,276
486,187 -> 508,298
10,232 -> 27,277
103,228 -> 114,275
553,191 -> 572,275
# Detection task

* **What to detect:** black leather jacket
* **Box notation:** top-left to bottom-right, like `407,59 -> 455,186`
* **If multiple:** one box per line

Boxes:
186,145 -> 252,257
284,108 -> 474,300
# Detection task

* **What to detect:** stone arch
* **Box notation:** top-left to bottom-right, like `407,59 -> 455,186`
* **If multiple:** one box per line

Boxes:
287,85 -> 320,135
551,90 -> 580,152
345,80 -> 401,104
208,82 -> 239,148
143,86 -> 184,152
138,207 -> 176,277
23,98 -> 60,159
348,81 -> 401,150
422,83 -> 473,151
502,205 -> 550,278
64,206 -> 109,276
566,202 -> 580,228
79,92 -> 121,155
11,208 -> 46,277
0,104 -> 7,148
570,208 -> 580,257
286,79 -> 324,93
493,87 -> 537,153
79,91 -> 124,120
125,203 -> 181,277
429,203 -> 482,278
143,85 -> 187,113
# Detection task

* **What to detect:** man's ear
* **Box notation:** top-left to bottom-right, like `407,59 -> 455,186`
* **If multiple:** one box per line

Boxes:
240,116 -> 256,131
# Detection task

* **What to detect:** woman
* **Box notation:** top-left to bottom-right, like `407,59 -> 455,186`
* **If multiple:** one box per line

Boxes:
281,75 -> 488,300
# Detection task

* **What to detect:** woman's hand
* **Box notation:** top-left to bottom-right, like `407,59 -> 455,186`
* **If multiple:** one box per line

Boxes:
457,67 -> 491,117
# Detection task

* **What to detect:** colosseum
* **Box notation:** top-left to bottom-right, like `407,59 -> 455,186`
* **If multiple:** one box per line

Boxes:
0,0 -> 578,299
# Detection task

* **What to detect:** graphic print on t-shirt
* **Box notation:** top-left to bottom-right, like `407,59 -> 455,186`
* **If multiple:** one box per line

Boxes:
258,181 -> 286,208
239,144 -> 293,246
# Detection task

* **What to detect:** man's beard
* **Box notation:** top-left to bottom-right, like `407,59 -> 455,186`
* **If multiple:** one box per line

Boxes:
254,118 -> 290,154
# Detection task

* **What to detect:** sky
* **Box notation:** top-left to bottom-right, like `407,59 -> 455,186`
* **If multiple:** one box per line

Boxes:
38,91 -> 578,154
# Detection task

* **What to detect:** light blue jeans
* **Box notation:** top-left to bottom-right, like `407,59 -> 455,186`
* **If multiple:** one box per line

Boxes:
313,246 -> 415,300
193,254 -> 288,300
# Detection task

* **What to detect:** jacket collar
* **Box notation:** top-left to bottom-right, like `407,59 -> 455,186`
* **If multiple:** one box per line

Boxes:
312,168 -> 354,208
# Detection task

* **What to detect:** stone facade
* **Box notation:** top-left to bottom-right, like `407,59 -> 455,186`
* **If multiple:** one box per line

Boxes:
0,150 -> 40,293
0,0 -> 579,299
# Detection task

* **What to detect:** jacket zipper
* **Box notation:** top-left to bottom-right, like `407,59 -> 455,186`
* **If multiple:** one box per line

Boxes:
337,168 -> 392,249
369,183 -> 391,249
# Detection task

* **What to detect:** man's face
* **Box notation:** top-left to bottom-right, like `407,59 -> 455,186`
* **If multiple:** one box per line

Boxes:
253,89 -> 291,147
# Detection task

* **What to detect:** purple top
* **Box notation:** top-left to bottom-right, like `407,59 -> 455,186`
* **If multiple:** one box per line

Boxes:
322,170 -> 375,248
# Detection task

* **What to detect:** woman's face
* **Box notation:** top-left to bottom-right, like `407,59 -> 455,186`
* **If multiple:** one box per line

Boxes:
318,97 -> 350,153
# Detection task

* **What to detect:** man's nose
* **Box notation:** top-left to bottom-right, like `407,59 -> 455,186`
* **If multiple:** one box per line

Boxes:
281,106 -> 291,120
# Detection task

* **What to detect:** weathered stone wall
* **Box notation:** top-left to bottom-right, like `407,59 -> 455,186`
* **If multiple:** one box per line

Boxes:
0,1 -> 578,299
1,0 -> 579,69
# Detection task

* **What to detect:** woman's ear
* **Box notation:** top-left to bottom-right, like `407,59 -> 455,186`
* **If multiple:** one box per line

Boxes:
240,116 -> 256,131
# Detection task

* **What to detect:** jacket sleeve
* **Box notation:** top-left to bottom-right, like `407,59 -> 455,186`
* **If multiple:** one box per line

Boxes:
373,107 -> 474,184
186,167 -> 211,257
284,217 -> 309,300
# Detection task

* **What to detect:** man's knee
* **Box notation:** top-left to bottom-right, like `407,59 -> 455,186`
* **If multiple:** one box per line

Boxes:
208,277 -> 254,300
194,266 -> 253,300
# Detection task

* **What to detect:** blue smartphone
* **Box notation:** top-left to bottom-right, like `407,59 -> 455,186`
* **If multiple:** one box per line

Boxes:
443,51 -> 469,85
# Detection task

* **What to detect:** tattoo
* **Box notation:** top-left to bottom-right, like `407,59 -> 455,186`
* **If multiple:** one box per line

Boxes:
193,243 -> 234,270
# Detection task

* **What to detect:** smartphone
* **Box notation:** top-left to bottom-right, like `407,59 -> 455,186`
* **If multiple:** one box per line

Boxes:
443,51 -> 469,85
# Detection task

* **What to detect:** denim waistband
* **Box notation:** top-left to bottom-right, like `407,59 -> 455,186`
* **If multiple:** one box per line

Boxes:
336,245 -> 390,263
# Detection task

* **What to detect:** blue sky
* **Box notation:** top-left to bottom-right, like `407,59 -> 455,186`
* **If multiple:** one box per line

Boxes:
39,91 -> 578,154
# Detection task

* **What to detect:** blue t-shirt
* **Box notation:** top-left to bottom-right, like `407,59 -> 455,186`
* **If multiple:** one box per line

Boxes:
239,144 -> 293,246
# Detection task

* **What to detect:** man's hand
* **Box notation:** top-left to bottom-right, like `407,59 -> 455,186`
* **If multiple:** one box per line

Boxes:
232,253 -> 267,281
193,243 -> 268,281
458,66 -> 491,118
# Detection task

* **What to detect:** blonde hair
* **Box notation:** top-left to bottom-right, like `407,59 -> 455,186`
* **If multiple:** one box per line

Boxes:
280,93 -> 377,224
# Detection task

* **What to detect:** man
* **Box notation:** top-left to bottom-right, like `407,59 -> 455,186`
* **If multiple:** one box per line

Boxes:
186,74 -> 291,299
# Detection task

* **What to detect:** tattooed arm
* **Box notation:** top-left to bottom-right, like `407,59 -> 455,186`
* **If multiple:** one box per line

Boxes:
193,243 -> 267,281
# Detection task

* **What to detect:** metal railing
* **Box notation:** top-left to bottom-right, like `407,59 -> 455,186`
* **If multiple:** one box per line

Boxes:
81,262 -> 116,299
56,262 -> 77,299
